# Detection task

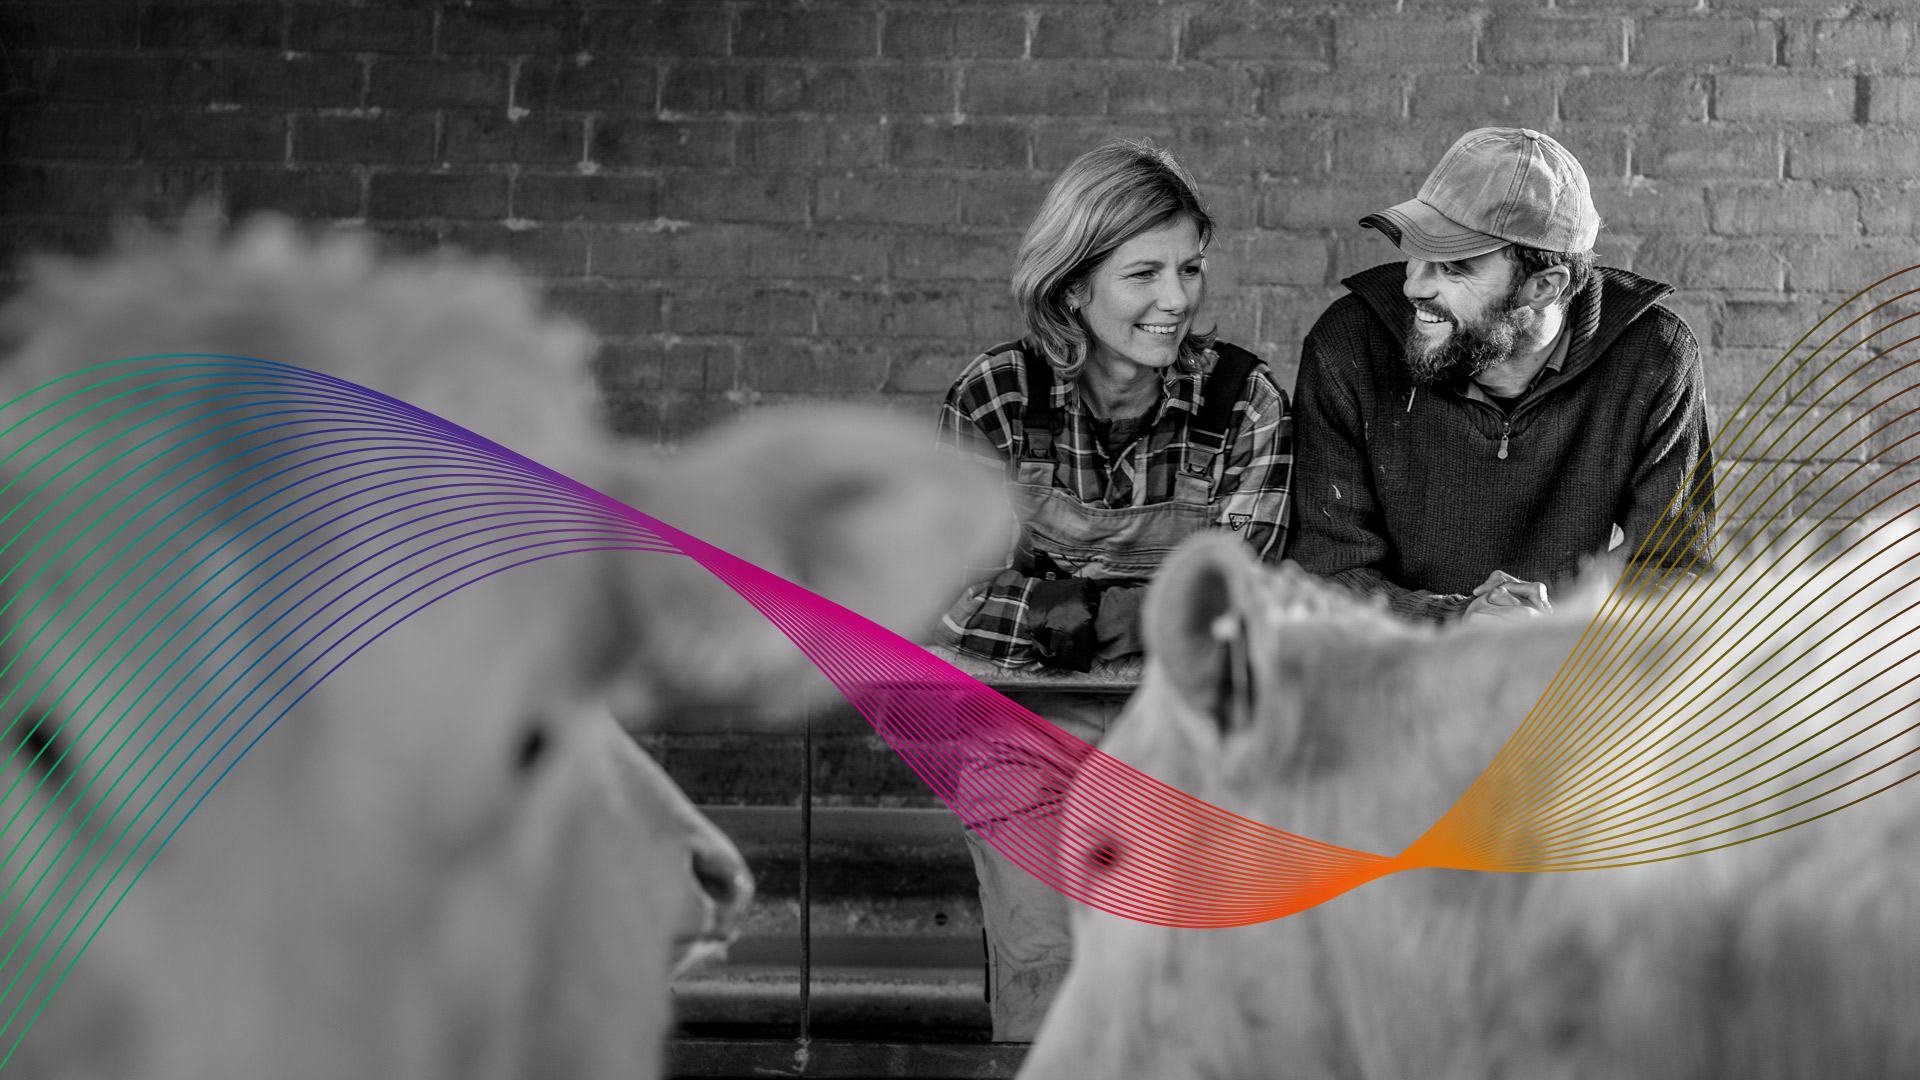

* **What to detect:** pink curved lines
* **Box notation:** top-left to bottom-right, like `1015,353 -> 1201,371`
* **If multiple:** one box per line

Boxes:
625,509 -> 1399,927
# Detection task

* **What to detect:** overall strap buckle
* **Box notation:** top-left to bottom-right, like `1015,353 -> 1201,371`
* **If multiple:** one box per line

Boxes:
1181,428 -> 1229,478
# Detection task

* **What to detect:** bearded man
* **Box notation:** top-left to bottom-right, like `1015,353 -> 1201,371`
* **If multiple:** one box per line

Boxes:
1288,127 -> 1715,624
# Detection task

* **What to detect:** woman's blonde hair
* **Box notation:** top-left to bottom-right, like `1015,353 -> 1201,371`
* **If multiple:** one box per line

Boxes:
1011,139 -> 1216,381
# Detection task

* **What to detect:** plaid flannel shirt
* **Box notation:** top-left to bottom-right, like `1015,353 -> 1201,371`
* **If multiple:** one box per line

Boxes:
935,342 -> 1294,667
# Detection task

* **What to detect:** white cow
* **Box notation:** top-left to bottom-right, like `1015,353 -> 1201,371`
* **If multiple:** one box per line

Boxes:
0,215 -> 1008,1080
1023,531 -> 1920,1080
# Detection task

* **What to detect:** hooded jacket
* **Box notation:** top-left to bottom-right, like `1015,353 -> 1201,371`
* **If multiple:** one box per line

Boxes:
1287,261 -> 1715,623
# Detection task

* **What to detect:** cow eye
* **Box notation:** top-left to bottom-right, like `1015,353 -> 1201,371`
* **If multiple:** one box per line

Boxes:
7,710 -> 70,784
1087,837 -> 1123,873
512,722 -> 550,776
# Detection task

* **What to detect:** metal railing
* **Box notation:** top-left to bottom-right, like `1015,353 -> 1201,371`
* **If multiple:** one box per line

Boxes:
668,647 -> 1143,1078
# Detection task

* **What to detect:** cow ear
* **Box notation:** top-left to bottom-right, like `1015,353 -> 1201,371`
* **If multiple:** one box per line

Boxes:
1144,535 -> 1266,738
673,406 -> 1014,639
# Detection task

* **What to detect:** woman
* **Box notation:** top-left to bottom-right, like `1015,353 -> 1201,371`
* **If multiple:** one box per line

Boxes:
935,139 -> 1293,1040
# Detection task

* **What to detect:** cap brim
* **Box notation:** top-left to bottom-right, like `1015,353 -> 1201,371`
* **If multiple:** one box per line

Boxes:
1359,200 -> 1509,263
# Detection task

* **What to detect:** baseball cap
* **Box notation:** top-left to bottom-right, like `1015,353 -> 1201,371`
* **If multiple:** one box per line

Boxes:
1360,127 -> 1599,262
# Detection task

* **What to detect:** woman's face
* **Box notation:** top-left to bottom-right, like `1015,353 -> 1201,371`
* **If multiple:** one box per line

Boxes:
1072,216 -> 1208,378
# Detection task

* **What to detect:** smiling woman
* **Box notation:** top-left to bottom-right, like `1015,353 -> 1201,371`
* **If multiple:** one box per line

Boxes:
1071,217 -> 1209,420
929,138 -> 1295,1041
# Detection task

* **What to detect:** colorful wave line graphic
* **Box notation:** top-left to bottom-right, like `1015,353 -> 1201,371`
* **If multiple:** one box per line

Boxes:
0,352 -> 1372,1066
0,268 -> 1917,1061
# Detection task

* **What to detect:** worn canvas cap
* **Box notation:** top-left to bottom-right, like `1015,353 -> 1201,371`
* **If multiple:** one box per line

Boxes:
1360,127 -> 1599,262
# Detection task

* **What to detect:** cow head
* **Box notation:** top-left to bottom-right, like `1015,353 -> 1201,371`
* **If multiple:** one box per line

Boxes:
0,214 -> 1009,1080
1020,536 -> 1591,1080
1024,526 -> 1920,1080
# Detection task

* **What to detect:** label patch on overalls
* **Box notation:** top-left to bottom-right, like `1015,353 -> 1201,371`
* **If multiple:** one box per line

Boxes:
1228,513 -> 1251,531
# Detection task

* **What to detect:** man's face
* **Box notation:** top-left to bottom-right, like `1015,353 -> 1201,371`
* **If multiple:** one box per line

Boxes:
1400,248 -> 1534,387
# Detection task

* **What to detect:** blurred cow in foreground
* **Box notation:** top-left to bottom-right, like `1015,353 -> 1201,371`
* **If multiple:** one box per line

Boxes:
0,215 -> 1007,1080
1024,529 -> 1920,1080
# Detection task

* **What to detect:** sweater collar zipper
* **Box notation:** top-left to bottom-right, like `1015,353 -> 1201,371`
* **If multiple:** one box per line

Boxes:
1458,388 -> 1542,461
1458,396 -> 1516,460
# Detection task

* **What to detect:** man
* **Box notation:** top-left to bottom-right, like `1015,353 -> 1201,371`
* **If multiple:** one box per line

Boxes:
1288,127 -> 1714,623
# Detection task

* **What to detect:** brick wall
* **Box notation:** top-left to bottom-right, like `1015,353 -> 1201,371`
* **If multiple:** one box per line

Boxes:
2,1 -> 1917,447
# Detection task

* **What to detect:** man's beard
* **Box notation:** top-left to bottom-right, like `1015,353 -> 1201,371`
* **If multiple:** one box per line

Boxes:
1404,281 -> 1534,387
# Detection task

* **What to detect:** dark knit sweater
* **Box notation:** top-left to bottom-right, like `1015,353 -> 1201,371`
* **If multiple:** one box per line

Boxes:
1287,262 -> 1716,623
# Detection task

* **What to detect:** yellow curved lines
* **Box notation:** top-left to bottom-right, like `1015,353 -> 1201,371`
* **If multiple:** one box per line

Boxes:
1405,267 -> 1920,873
